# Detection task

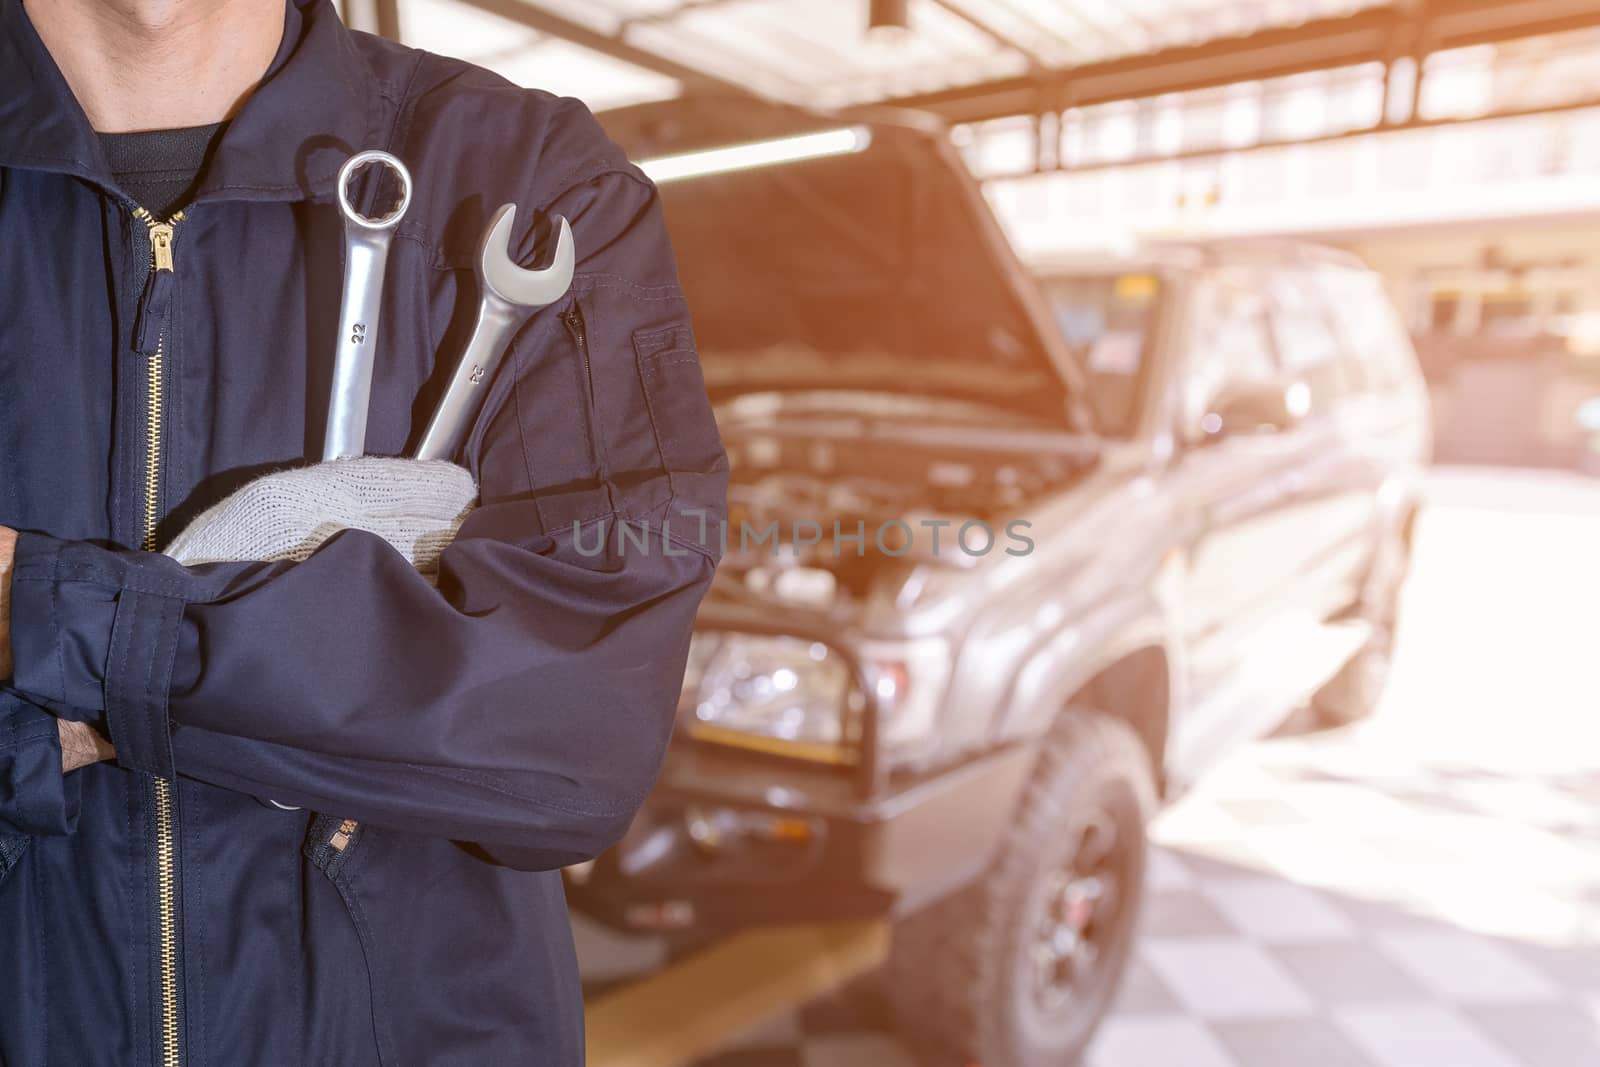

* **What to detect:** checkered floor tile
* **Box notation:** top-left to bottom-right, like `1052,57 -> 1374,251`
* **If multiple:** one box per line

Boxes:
578,733 -> 1600,1066
576,472 -> 1600,1065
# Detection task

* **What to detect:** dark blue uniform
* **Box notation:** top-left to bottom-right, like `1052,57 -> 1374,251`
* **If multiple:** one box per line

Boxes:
0,0 -> 727,1062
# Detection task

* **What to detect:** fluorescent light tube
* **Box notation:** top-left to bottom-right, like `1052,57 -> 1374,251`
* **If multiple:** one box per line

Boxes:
640,126 -> 873,184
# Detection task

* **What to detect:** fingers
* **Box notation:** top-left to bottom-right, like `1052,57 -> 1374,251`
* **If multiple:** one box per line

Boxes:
0,526 -> 15,681
59,719 -> 116,774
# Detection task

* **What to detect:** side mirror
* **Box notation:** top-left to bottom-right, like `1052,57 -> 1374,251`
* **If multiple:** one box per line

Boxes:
1201,380 -> 1310,439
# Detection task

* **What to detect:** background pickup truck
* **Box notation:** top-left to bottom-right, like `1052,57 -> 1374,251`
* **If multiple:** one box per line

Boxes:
571,100 -> 1432,1066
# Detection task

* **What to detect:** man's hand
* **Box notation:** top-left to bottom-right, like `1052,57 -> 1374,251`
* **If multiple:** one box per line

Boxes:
0,525 -> 14,680
0,527 -> 113,771
60,719 -> 116,773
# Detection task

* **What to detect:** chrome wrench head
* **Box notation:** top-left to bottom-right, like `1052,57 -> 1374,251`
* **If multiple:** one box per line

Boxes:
413,204 -> 576,461
323,150 -> 414,460
336,149 -> 414,233
480,204 -> 575,309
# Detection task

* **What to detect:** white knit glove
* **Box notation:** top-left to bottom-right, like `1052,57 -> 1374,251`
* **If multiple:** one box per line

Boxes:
163,457 -> 479,578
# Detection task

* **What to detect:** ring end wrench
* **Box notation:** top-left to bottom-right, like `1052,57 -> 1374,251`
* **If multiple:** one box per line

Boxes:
415,204 -> 576,461
323,149 -> 414,460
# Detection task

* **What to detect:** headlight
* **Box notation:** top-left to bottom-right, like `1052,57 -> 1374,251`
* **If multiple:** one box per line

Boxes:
680,634 -> 858,764
678,631 -> 954,765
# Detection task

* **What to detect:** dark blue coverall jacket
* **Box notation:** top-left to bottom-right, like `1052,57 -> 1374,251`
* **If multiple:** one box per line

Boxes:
0,0 -> 727,1062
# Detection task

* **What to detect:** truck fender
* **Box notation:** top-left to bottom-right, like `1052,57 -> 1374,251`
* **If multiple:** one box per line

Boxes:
993,590 -> 1184,768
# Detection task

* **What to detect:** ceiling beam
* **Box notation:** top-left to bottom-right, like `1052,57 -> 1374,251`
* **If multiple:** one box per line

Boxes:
620,0 -> 748,28
878,0 -> 1600,125
375,0 -> 402,42
883,7 -> 1397,121
340,0 -> 401,39
923,0 -> 1050,69
1422,0 -> 1600,50
449,0 -> 758,97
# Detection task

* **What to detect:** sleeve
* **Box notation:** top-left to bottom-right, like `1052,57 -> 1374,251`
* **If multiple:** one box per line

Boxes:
4,133 -> 728,870
0,690 -> 79,836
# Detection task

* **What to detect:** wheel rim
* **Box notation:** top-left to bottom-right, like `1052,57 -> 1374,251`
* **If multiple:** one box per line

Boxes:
1027,808 -> 1125,1016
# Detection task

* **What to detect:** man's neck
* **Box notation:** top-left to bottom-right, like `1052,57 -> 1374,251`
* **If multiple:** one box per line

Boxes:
23,0 -> 286,133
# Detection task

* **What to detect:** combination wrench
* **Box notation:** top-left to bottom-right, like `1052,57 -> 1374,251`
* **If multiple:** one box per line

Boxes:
414,204 -> 576,461
324,149 -> 414,460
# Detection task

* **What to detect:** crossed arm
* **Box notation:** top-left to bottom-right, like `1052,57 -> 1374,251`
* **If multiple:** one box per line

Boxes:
0,175 -> 725,868
0,526 -> 114,773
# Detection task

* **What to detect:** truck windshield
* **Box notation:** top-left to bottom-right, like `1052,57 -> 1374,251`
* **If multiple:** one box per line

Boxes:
1037,272 -> 1163,434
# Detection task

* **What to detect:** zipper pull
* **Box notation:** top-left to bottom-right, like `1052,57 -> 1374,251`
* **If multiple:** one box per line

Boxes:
134,222 -> 177,355
562,306 -> 585,347
150,223 -> 175,271
328,818 -> 360,852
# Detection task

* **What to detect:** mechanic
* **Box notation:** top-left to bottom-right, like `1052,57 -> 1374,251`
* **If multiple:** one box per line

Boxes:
0,0 -> 727,1063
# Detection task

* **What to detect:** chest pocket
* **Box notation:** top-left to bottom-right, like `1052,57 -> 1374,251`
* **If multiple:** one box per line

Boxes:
633,321 -> 727,519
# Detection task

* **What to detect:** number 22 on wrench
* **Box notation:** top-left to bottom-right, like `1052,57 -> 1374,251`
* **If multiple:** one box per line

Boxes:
324,149 -> 414,460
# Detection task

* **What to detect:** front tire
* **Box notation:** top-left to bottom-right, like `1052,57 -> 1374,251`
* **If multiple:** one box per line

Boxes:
887,710 -> 1156,1067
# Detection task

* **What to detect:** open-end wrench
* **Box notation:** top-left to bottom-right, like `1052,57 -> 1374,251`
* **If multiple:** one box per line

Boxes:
323,149 -> 414,460
414,204 -> 576,461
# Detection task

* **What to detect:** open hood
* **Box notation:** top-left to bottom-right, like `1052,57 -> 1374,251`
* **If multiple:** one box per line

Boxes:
607,101 -> 1085,427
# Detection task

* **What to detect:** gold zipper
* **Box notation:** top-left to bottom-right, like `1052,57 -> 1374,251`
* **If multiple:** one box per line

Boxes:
133,205 -> 184,1067
153,778 -> 181,1067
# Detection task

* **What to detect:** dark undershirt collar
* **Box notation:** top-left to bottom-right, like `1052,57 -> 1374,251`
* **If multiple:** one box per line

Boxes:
98,122 -> 227,218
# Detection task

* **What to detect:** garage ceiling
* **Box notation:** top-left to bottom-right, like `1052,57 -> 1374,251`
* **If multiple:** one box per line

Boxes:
388,0 -> 1388,110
